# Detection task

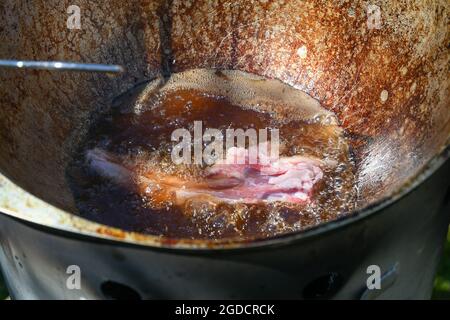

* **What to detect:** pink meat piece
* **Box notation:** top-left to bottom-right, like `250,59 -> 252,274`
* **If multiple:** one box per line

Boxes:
200,145 -> 324,203
86,146 -> 324,205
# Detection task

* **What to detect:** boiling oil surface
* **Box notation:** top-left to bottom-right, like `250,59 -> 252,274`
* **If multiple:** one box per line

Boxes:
67,70 -> 358,240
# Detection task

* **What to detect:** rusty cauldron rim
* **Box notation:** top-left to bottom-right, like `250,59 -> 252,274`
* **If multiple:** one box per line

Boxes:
0,143 -> 448,253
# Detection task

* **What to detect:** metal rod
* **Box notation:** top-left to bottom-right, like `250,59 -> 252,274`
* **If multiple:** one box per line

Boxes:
0,60 -> 125,74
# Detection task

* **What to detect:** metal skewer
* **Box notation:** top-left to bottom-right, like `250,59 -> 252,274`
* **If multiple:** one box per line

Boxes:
0,60 -> 125,74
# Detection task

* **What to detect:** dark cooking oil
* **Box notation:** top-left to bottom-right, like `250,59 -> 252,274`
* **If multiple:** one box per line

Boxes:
67,69 -> 357,240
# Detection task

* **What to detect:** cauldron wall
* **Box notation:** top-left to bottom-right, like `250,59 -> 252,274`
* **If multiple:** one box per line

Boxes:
0,0 -> 449,300
0,0 -> 448,213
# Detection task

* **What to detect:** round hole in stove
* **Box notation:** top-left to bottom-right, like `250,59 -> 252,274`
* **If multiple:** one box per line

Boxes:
100,280 -> 141,300
302,272 -> 344,300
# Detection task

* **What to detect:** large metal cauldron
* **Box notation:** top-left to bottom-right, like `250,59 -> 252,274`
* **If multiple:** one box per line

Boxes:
0,0 -> 448,299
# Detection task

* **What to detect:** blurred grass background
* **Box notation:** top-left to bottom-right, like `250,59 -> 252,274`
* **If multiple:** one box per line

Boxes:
0,270 -> 7,299
0,227 -> 449,300
432,227 -> 450,299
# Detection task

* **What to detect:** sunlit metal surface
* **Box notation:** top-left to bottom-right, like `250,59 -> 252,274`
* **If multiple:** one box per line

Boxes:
0,60 -> 124,74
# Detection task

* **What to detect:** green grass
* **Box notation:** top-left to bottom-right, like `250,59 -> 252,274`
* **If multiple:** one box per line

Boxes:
0,271 -> 7,300
432,227 -> 450,299
0,228 -> 449,300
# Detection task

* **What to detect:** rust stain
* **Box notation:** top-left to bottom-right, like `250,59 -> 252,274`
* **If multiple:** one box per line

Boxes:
96,226 -> 126,239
